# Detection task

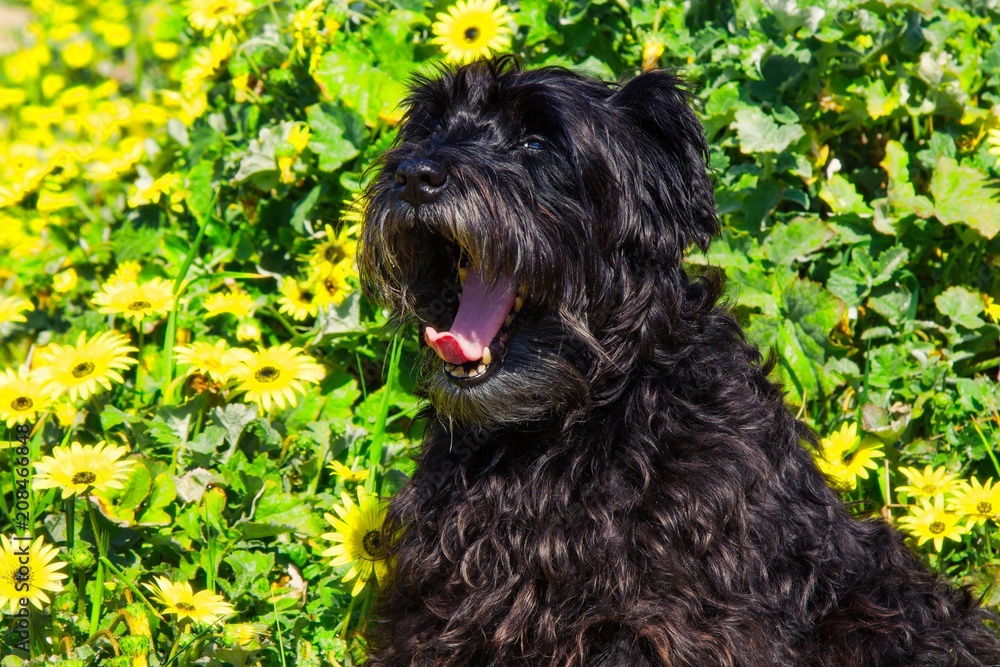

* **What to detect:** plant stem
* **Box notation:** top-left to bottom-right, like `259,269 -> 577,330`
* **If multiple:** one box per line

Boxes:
134,328 -> 145,410
87,501 -> 110,632
272,597 -> 288,667
204,502 -> 216,593
366,336 -> 402,496
970,417 -> 1000,479
162,197 -> 216,404
97,556 -> 164,619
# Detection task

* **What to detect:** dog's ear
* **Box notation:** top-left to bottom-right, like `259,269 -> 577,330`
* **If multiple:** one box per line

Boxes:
610,71 -> 719,251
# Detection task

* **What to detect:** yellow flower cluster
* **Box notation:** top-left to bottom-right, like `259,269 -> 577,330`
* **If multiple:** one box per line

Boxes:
0,0 -> 191,265
173,340 -> 325,412
278,223 -> 358,321
815,424 -> 999,553
895,465 -> 999,552
0,331 -> 137,426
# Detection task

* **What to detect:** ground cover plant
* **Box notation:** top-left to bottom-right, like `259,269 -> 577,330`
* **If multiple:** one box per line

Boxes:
0,0 -> 999,664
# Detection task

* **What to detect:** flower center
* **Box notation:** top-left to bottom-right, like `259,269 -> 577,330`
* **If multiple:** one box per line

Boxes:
72,471 -> 97,485
463,26 -> 480,43
128,300 -> 152,311
254,366 -> 280,383
921,484 -> 937,494
977,501 -> 993,515
928,521 -> 946,534
362,530 -> 387,559
175,601 -> 196,611
11,396 -> 33,411
323,245 -> 345,263
72,361 -> 95,378
298,290 -> 313,303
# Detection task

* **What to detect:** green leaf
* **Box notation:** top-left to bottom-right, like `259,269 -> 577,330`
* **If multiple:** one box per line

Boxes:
100,405 -> 139,431
775,319 -> 819,405
871,245 -> 909,286
818,174 -> 872,216
139,473 -> 176,525
935,285 -> 986,329
762,217 -> 834,266
211,403 -> 257,448
306,103 -> 363,172
232,125 -> 281,190
185,159 -> 216,224
928,156 -> 1000,239
863,79 -> 900,119
312,49 -> 408,126
222,551 -> 275,599
782,278 -> 845,352
733,107 -> 805,154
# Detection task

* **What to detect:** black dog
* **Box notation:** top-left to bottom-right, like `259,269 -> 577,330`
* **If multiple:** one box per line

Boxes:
359,57 -> 1000,666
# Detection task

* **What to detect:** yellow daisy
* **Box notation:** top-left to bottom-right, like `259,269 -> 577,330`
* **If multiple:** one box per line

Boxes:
173,340 -> 252,382
327,460 -> 370,483
127,173 -> 185,213
322,487 -> 390,597
203,290 -> 255,318
276,277 -> 319,321
897,496 -> 968,553
53,401 -> 79,428
108,261 -> 143,286
0,295 -> 34,324
34,331 -> 138,402
306,223 -> 358,276
53,268 -> 78,294
431,0 -> 512,64
983,294 -> 1000,324
309,266 -> 352,309
186,0 -> 254,33
896,465 -> 958,502
819,422 -> 858,459
277,123 -> 311,185
812,423 -> 884,491
185,31 -> 237,91
0,367 -> 51,427
144,575 -> 235,625
92,278 -> 175,324
33,440 -> 136,499
0,535 -> 68,613
641,36 -> 665,71
231,344 -> 325,412
948,477 -> 1000,528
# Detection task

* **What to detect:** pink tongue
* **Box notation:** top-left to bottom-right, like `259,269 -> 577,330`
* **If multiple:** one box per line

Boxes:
425,268 -> 516,364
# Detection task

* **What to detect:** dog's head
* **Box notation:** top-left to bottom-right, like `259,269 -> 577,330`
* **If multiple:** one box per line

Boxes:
361,57 -> 717,427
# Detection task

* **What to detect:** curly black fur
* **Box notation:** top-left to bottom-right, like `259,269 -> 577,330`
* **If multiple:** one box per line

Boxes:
359,57 -> 1000,666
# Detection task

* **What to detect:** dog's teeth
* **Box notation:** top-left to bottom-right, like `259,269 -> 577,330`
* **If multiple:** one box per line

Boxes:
467,367 -> 479,377
518,286 -> 527,297
476,364 -> 486,374
458,267 -> 468,285
504,313 -> 514,326
514,296 -> 524,312
445,363 -> 457,373
482,346 -> 492,365
452,366 -> 466,377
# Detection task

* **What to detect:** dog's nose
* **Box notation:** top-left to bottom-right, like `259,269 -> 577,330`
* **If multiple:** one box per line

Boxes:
395,159 -> 447,206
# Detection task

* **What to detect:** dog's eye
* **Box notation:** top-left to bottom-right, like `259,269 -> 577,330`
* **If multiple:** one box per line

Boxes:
519,139 -> 544,151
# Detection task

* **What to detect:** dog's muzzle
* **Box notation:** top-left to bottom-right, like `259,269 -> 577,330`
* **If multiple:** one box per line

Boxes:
395,158 -> 447,206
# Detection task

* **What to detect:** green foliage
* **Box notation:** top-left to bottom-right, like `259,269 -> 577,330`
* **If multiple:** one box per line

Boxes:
1,0 -> 1000,664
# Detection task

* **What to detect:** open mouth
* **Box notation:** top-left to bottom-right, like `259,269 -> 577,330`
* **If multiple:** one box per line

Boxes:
423,257 -> 526,386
